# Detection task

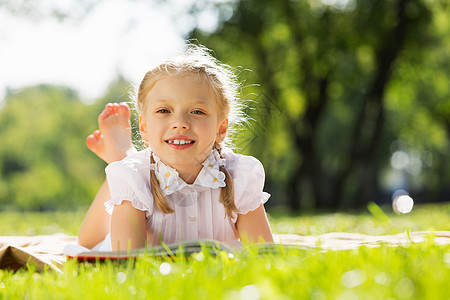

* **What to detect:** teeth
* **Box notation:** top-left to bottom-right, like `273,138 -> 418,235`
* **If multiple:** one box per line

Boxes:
168,140 -> 193,145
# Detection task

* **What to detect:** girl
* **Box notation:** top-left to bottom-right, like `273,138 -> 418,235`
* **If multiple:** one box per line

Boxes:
77,45 -> 273,251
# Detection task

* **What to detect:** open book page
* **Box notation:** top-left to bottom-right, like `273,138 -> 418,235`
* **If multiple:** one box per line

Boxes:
64,239 -> 299,261
65,239 -> 243,261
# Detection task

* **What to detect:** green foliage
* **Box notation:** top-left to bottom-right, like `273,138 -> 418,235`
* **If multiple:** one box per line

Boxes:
0,76 -> 136,210
191,0 -> 450,209
1,1 -> 449,211
0,85 -> 102,210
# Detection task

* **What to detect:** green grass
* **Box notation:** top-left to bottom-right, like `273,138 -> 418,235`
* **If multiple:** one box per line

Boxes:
1,202 -> 448,236
0,203 -> 449,299
269,202 -> 450,235
0,210 -> 85,236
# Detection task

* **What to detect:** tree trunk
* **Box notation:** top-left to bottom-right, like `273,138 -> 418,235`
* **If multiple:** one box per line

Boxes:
333,0 -> 413,208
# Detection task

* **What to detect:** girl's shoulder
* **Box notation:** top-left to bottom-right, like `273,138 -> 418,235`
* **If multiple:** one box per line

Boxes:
104,149 -> 154,218
106,148 -> 151,172
222,148 -> 270,221
221,147 -> 265,178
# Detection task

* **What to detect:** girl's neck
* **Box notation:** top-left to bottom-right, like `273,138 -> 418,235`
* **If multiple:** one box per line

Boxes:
155,154 -> 202,184
151,149 -> 210,184
177,166 -> 202,184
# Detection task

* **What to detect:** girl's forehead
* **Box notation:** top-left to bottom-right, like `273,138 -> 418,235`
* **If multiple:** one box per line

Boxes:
157,72 -> 211,85
148,73 -> 218,100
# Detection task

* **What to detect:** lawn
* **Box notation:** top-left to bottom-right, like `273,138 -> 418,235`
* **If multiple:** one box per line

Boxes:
0,203 -> 449,299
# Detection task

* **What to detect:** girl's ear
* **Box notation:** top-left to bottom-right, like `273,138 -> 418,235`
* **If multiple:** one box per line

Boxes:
139,115 -> 148,142
216,118 -> 228,143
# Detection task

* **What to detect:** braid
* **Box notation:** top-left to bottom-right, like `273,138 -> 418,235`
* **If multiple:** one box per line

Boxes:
215,143 -> 238,218
150,154 -> 174,214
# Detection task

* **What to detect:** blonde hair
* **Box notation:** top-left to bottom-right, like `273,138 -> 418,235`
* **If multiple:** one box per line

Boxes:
136,44 -> 242,218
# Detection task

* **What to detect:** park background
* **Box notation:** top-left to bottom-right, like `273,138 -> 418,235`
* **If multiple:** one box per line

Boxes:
0,0 -> 449,213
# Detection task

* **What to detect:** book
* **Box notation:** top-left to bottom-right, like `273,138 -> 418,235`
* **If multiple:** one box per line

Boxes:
66,239 -> 300,262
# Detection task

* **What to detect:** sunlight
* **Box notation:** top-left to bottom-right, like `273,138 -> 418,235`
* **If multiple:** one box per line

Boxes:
318,0 -> 354,10
159,262 -> 172,275
0,0 -> 184,102
391,151 -> 409,170
392,190 -> 414,214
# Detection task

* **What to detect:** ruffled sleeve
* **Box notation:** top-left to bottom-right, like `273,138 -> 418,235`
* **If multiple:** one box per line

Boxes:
223,149 -> 271,223
104,151 -> 154,219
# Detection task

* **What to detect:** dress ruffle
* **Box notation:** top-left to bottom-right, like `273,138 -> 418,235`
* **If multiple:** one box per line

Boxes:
230,192 -> 271,223
104,197 -> 152,219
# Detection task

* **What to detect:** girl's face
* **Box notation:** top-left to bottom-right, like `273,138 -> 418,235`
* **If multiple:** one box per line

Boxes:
139,74 -> 228,183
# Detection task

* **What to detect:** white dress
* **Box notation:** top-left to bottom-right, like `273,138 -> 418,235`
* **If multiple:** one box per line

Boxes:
64,147 -> 270,255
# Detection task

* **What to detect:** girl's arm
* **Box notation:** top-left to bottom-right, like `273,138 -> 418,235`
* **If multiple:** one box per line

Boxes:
78,180 -> 111,249
236,204 -> 274,243
111,201 -> 147,251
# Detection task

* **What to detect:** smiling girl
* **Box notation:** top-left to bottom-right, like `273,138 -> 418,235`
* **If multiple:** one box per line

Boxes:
77,44 -> 273,251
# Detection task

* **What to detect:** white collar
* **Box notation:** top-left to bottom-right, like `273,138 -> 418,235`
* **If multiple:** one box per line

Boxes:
151,149 -> 226,196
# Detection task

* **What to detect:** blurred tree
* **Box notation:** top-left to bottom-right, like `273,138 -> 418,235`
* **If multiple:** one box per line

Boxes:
189,0 -> 450,210
1,0 -> 448,211
0,76 -> 134,211
0,85 -> 100,210
383,0 -> 450,203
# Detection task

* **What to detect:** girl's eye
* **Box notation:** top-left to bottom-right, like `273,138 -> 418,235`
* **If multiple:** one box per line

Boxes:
157,109 -> 170,114
192,110 -> 205,115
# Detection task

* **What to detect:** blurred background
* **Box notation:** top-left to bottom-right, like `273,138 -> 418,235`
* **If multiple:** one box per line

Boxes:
0,0 -> 449,212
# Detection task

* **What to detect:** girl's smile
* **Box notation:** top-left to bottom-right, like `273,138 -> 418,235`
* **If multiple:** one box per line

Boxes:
139,74 -> 228,183
165,135 -> 195,150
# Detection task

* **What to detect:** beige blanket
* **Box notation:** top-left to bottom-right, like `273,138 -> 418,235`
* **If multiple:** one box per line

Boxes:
0,234 -> 77,273
1,231 -> 449,273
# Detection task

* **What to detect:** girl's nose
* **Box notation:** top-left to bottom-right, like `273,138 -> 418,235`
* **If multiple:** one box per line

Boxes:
171,113 -> 190,130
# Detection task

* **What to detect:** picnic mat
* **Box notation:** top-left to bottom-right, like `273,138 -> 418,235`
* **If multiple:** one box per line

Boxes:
0,234 -> 77,273
1,231 -> 450,273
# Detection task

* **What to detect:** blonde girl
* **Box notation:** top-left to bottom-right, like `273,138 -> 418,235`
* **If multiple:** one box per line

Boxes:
77,45 -> 273,251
